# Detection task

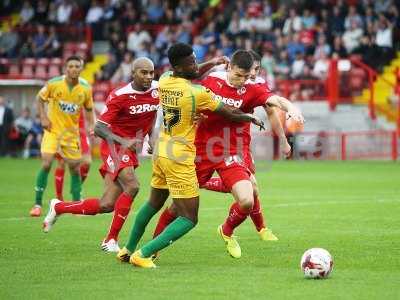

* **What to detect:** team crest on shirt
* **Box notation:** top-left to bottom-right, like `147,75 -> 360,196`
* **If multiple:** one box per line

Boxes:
237,87 -> 246,95
58,101 -> 79,114
151,89 -> 159,98
122,155 -> 130,162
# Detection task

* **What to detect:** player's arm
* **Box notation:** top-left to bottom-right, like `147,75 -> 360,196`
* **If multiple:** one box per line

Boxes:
215,105 -> 265,130
94,121 -> 140,151
198,56 -> 229,76
264,106 -> 291,157
36,85 -> 51,131
266,95 -> 304,123
84,108 -> 95,135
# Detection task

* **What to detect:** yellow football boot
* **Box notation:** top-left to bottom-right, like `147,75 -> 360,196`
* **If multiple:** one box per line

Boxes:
258,228 -> 279,241
130,250 -> 157,268
116,247 -> 131,263
218,225 -> 241,258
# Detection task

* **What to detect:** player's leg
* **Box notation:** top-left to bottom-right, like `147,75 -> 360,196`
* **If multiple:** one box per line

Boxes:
248,174 -> 278,241
80,153 -> 91,183
31,151 -> 56,216
54,156 -> 65,201
202,176 -> 230,193
66,159 -> 82,201
102,166 -> 139,251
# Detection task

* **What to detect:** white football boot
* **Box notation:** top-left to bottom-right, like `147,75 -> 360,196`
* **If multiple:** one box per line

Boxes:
43,199 -> 61,233
101,239 -> 121,252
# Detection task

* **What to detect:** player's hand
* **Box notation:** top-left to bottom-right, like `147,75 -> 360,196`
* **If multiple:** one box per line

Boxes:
121,138 -> 141,152
287,106 -> 305,124
41,116 -> 51,132
281,139 -> 292,158
250,115 -> 265,131
212,56 -> 230,67
147,138 -> 155,155
193,113 -> 208,126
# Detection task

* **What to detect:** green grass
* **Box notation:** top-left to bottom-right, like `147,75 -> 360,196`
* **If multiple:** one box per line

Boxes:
1,158 -> 399,299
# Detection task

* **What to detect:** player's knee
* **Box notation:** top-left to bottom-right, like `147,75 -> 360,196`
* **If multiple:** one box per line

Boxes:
99,200 -> 114,213
42,160 -> 52,171
124,180 -> 139,197
239,195 -> 254,212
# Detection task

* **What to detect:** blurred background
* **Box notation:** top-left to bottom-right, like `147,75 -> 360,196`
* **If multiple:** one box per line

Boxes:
0,0 -> 399,161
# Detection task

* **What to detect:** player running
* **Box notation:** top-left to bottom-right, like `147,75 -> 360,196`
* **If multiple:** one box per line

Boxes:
116,43 -> 264,268
54,113 -> 92,201
42,57 -> 158,252
152,50 -> 304,259
29,56 -> 95,217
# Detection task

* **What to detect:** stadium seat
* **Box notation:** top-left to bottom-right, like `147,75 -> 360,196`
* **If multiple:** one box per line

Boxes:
50,57 -> 63,67
37,58 -> 50,66
8,64 -> 20,77
94,91 -> 106,102
21,64 -> 34,78
48,65 -> 61,78
23,58 -> 36,66
35,65 -> 48,80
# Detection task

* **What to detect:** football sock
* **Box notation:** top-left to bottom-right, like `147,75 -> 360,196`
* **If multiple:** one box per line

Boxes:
55,198 -> 100,215
80,163 -> 90,183
54,167 -> 65,200
222,202 -> 250,236
70,173 -> 81,201
153,207 -> 177,238
125,202 -> 158,253
35,168 -> 50,206
141,216 -> 195,258
105,192 -> 133,241
250,195 -> 265,231
203,177 -> 230,193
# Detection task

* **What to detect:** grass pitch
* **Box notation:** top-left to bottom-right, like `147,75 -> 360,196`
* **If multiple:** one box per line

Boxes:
0,158 -> 399,300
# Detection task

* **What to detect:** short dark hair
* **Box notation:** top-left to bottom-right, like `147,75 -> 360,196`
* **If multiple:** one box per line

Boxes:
65,55 -> 83,65
230,50 -> 253,71
167,43 -> 193,67
248,50 -> 261,63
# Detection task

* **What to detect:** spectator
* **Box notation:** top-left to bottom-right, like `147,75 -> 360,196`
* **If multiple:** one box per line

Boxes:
32,24 -> 48,57
14,107 -> 33,150
57,0 -> 73,24
0,96 -> 14,157
44,26 -> 61,57
111,52 -> 133,83
342,20 -> 363,53
220,34 -> 235,57
302,8 -> 317,29
192,36 -> 208,62
47,2 -> 57,24
287,33 -> 305,62
291,52 -> 306,79
227,12 -> 241,37
375,17 -> 393,48
275,50 -> 290,79
332,35 -> 347,58
34,0 -> 49,23
312,52 -> 330,79
0,26 -> 19,58
344,6 -> 363,29
283,8 -> 302,35
175,23 -> 192,44
96,53 -> 118,81
126,24 -> 152,55
85,0 -> 104,24
200,22 -> 218,48
19,36 -> 34,58
314,34 -> 331,59
146,0 -> 164,23
328,5 -> 345,35
23,115 -> 43,159
20,1 -> 35,24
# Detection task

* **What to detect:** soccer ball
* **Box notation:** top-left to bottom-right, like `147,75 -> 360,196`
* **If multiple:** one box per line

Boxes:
300,248 -> 333,279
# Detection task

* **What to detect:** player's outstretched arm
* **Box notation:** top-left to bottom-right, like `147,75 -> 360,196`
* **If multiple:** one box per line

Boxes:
85,108 -> 96,135
94,121 -> 140,151
198,56 -> 229,76
265,106 -> 291,157
266,95 -> 304,123
36,95 -> 51,131
215,105 -> 265,130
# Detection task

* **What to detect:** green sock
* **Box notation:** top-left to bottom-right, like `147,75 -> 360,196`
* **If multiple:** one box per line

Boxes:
141,216 -> 195,258
70,173 -> 81,201
125,202 -> 158,253
35,168 -> 49,206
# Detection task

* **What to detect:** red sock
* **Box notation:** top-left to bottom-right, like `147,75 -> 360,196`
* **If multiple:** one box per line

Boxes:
222,202 -> 250,236
203,177 -> 230,193
153,207 -> 177,238
54,168 -> 65,201
250,195 -> 265,231
105,192 -> 133,241
55,198 -> 100,215
80,163 -> 90,183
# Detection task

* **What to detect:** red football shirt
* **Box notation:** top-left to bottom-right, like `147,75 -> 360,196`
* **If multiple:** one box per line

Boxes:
98,81 -> 159,140
195,71 -> 274,160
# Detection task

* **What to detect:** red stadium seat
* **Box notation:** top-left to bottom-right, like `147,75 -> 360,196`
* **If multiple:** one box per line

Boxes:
21,64 -> 34,78
35,65 -> 48,80
48,65 -> 61,78
50,57 -> 63,66
37,58 -> 50,66
8,64 -> 20,77
23,58 -> 36,66
93,82 -> 110,93
94,91 -> 106,102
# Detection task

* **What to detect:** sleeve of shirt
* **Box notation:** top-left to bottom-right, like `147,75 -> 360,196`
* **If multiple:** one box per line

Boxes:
194,85 -> 223,112
38,83 -> 51,102
254,83 -> 275,106
97,94 -> 120,126
84,87 -> 94,110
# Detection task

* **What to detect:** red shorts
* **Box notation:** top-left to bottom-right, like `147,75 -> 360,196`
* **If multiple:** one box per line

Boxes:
99,140 -> 138,181
242,150 -> 255,174
196,155 -> 252,190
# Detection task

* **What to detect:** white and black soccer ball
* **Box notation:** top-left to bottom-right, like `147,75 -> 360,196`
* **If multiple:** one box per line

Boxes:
300,248 -> 333,279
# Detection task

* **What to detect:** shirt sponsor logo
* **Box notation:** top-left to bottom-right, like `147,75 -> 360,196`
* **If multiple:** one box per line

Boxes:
237,87 -> 246,95
129,104 -> 159,115
214,95 -> 243,108
58,101 -> 79,114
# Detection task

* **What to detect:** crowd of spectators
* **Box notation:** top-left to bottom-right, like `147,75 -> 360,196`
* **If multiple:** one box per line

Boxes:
0,0 -> 399,86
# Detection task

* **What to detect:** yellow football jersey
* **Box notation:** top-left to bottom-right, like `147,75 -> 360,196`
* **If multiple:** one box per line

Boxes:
38,75 -> 93,139
156,72 -> 223,164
